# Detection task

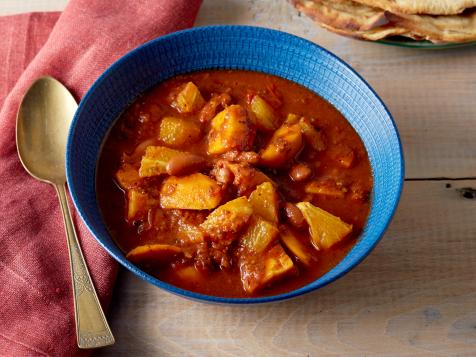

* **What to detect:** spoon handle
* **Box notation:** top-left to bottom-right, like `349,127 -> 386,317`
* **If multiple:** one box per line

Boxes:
54,183 -> 115,349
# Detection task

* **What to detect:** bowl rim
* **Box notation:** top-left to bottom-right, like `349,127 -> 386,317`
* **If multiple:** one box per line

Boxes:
66,25 -> 405,304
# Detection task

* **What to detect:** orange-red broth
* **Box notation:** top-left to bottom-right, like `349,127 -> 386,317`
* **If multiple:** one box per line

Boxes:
97,70 -> 372,298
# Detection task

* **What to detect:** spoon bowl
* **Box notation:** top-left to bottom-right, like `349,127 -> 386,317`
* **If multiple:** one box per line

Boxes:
16,76 -> 77,184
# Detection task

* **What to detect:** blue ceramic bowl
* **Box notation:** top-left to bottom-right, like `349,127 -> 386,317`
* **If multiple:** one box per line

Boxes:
66,26 -> 404,304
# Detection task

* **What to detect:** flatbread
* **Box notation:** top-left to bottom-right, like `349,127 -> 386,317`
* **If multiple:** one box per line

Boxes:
291,0 -> 476,43
291,0 -> 394,33
352,0 -> 476,15
388,10 -> 476,42
319,22 -> 409,41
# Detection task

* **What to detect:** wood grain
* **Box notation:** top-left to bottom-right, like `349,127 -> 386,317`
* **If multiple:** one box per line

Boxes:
1,1 -> 475,356
98,180 -> 476,357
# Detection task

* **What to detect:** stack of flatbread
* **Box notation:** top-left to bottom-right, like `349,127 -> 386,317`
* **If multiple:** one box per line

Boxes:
289,0 -> 476,43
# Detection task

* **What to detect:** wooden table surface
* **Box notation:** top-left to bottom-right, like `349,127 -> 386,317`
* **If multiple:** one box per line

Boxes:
3,1 -> 476,356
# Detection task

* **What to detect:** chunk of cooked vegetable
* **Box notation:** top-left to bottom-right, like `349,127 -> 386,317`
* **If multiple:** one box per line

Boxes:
329,143 -> 355,168
160,173 -> 222,210
260,123 -> 303,167
208,105 -> 255,155
115,163 -> 141,189
261,244 -> 295,287
159,116 -> 201,147
139,146 -> 183,178
226,162 -> 275,195
250,95 -> 280,131
299,118 -> 326,152
172,210 -> 208,244
284,113 -> 300,125
171,82 -> 205,113
127,189 -> 153,221
177,222 -> 206,244
200,196 -> 253,237
241,243 -> 295,293
175,265 -> 203,281
296,202 -> 352,250
305,179 -> 346,199
126,244 -> 182,266
146,207 -> 168,233
280,228 -> 313,266
241,217 -> 279,254
249,182 -> 279,223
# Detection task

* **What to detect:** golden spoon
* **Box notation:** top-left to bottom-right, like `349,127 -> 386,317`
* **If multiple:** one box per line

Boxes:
16,76 -> 115,349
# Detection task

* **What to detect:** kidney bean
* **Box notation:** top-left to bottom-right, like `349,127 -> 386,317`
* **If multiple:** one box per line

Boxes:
283,202 -> 306,229
166,153 -> 206,176
289,163 -> 312,182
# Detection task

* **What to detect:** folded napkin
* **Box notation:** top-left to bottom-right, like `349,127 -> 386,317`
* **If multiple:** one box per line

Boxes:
0,1 -> 201,355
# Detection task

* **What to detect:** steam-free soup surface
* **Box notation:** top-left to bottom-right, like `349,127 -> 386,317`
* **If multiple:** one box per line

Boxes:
97,70 -> 372,298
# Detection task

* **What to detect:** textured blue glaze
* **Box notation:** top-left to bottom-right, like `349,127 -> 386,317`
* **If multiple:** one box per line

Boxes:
66,26 -> 404,304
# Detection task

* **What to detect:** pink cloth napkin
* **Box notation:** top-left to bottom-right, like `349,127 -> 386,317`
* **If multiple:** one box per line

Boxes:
0,1 -> 201,355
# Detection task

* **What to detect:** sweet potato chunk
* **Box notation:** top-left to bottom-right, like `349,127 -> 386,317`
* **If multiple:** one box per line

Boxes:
329,143 -> 355,168
305,179 -> 346,199
249,182 -> 279,223
177,222 -> 206,244
159,117 -> 201,147
250,95 -> 280,131
240,243 -> 294,293
160,173 -> 222,210
127,189 -> 152,221
139,146 -> 183,178
241,217 -> 279,254
261,244 -> 295,287
171,82 -> 205,114
126,244 -> 182,266
200,196 -> 253,237
296,202 -> 352,250
115,163 -> 140,189
175,265 -> 203,281
299,118 -> 326,152
260,124 -> 303,167
280,228 -> 313,266
208,105 -> 255,155
226,162 -> 275,196
284,113 -> 300,125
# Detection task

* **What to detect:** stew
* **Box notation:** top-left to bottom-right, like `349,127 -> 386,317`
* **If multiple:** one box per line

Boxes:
97,70 -> 372,298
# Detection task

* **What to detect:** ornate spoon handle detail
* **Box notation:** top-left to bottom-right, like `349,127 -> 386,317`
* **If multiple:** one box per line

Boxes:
55,183 -> 115,349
